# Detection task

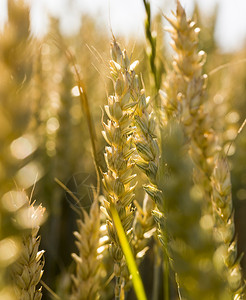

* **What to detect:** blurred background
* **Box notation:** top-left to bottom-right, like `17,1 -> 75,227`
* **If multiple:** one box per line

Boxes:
1,0 -> 246,52
0,0 -> 245,299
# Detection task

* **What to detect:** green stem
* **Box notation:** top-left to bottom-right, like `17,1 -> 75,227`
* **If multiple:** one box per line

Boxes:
142,0 -> 162,125
143,0 -> 158,93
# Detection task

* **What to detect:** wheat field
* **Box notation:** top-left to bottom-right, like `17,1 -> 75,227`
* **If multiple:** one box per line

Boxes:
0,1 -> 246,299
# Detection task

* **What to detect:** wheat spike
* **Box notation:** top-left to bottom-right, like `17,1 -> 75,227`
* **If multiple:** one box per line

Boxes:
101,39 -> 139,299
162,1 -> 245,297
211,156 -> 246,298
162,0 -> 217,201
71,196 -> 101,300
10,201 -> 45,300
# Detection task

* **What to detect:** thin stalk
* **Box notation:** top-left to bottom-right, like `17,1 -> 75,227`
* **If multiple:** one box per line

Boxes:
110,203 -> 147,300
64,47 -> 101,194
142,0 -> 164,127
143,0 -> 159,93
162,191 -> 169,300
41,280 -> 61,300
209,58 -> 246,76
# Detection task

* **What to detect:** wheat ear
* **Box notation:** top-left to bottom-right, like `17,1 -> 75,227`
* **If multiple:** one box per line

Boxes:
212,156 -> 246,298
104,45 -> 156,293
101,39 -> 139,300
129,72 -> 173,298
163,1 -> 245,297
130,74 -> 223,299
10,201 -> 45,300
158,122 -> 231,299
163,0 -> 216,201
71,195 -> 101,300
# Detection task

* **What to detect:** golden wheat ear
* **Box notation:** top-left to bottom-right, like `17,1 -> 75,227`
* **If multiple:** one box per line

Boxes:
211,156 -> 246,298
100,39 -> 141,299
71,194 -> 102,300
9,197 -> 45,300
161,1 -> 246,298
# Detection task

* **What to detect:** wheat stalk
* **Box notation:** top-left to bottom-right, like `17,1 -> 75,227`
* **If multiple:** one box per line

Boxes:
143,0 -> 159,93
119,194 -> 155,293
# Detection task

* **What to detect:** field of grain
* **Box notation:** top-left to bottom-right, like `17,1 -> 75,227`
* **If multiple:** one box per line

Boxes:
0,1 -> 246,299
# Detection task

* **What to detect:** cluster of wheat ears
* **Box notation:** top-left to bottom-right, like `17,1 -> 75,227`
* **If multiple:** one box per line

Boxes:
1,1 -> 246,300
